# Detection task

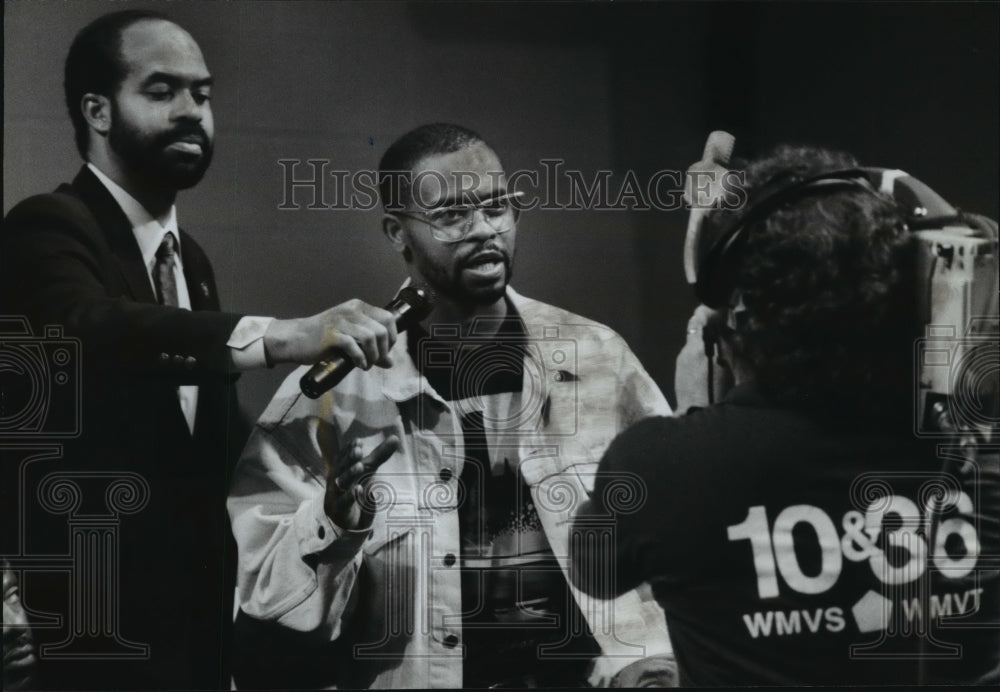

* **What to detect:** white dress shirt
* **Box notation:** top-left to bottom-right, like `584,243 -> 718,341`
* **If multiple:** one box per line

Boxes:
87,163 -> 273,434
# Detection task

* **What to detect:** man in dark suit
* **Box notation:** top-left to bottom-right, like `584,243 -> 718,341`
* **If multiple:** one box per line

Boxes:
0,10 -> 398,690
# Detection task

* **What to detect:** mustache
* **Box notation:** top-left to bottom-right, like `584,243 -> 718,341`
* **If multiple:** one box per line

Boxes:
3,632 -> 35,663
461,244 -> 511,269
156,124 -> 211,150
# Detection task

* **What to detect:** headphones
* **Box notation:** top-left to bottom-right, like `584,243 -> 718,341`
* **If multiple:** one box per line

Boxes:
690,166 -> 978,310
688,160 -> 998,414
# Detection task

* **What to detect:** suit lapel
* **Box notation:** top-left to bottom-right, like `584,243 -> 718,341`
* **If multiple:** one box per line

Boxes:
71,166 -> 157,303
179,232 -> 217,312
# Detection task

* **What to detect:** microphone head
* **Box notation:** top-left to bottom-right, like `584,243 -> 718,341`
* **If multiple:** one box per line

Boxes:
395,285 -> 435,329
684,130 -> 736,285
703,130 -> 735,166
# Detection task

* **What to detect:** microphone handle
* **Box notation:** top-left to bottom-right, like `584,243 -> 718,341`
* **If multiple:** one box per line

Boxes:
299,290 -> 430,399
299,352 -> 354,399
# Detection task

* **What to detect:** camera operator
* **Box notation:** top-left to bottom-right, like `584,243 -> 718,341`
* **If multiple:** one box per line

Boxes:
571,144 -> 1000,685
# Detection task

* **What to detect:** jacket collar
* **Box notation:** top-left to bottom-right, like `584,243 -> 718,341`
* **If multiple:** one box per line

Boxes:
70,165 -> 157,303
86,163 -> 183,275
379,285 -> 556,405
379,329 -> 436,404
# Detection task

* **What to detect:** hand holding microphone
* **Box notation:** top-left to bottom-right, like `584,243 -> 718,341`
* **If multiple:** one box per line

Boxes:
261,286 -> 434,396
299,286 -> 434,398
675,132 -> 738,412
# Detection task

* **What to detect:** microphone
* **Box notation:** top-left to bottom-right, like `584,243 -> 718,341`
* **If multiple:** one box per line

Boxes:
684,130 -> 736,284
299,286 -> 435,399
703,130 -> 735,168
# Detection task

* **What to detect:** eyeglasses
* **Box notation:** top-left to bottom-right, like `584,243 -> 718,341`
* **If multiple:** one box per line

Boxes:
393,191 -> 524,243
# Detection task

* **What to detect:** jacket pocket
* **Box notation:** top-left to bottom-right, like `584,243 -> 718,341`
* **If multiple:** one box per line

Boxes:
362,517 -> 415,555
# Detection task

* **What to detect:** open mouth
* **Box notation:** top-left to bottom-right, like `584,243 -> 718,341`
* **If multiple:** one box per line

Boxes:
464,252 -> 506,278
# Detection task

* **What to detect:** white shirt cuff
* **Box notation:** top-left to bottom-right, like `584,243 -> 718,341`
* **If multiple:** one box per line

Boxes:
228,316 -> 275,370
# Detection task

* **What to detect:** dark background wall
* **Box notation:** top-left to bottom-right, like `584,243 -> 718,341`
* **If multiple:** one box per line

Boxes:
5,1 -> 997,419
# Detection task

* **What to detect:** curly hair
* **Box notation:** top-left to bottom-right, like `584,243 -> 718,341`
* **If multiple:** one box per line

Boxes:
713,145 -> 917,414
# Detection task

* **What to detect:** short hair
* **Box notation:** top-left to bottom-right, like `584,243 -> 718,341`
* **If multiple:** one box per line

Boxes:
709,145 -> 917,415
64,9 -> 171,158
378,123 -> 491,210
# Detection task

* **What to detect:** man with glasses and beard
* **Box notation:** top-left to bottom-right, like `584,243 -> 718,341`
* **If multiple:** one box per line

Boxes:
1,10 -> 400,690
227,123 -> 677,688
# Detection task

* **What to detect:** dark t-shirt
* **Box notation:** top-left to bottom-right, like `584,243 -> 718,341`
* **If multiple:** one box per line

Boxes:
412,310 -> 598,687
587,385 -> 1000,686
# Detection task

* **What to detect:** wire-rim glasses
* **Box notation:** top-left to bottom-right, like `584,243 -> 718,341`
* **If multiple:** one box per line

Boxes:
393,190 -> 524,243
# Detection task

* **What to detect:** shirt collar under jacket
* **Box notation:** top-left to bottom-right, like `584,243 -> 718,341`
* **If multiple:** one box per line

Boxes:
87,162 -> 182,275
377,284 -> 571,406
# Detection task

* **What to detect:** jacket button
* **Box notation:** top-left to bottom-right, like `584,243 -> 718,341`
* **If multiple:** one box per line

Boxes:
160,353 -> 170,362
443,634 -> 459,648
443,553 -> 456,567
184,356 -> 197,369
438,468 -> 453,483
554,371 -> 565,382
173,355 -> 184,365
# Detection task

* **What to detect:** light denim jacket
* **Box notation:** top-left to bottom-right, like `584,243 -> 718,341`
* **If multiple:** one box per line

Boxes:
227,287 -> 673,688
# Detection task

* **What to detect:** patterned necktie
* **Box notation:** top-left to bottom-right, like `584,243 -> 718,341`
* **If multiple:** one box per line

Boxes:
154,232 -> 179,307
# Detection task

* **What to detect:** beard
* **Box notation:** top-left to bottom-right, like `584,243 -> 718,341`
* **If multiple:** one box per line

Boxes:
2,630 -> 36,691
412,243 -> 514,309
108,103 -> 213,191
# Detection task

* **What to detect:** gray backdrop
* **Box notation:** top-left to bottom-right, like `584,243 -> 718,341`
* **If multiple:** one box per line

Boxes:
5,0 -> 998,418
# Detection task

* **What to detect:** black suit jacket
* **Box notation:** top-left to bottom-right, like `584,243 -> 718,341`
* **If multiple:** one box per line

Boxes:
1,166 -> 249,689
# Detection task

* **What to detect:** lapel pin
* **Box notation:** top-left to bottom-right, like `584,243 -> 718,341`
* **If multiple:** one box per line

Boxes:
200,281 -> 210,297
